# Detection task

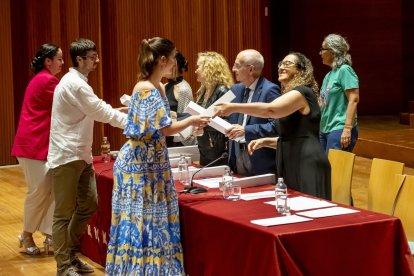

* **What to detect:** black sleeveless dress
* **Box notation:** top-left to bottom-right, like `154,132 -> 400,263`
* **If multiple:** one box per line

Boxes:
277,85 -> 331,200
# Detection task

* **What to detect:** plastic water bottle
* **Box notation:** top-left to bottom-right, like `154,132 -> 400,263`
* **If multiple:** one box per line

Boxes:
178,155 -> 190,186
275,177 -> 287,214
101,136 -> 111,163
220,167 -> 233,191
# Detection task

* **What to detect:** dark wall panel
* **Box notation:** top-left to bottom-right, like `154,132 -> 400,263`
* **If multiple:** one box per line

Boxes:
285,0 -> 403,115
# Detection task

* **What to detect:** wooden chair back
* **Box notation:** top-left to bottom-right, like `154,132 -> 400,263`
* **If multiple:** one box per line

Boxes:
394,174 -> 414,242
328,149 -> 355,205
368,158 -> 404,215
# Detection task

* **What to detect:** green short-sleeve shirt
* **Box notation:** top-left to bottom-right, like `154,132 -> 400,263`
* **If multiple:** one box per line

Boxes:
320,64 -> 359,133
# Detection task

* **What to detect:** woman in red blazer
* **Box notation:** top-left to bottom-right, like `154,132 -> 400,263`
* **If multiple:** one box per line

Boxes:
12,44 -> 64,255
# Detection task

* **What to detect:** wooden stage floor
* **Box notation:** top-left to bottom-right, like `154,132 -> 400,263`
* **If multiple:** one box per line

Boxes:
355,115 -> 414,167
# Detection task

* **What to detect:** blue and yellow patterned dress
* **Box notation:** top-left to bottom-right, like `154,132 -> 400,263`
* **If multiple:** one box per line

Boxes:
106,89 -> 184,275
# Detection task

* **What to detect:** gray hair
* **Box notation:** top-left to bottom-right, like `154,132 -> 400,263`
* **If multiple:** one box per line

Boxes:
324,34 -> 352,69
239,49 -> 264,76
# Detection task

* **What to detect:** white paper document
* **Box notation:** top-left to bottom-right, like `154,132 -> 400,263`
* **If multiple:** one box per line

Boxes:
203,90 -> 236,116
296,206 -> 360,218
184,91 -> 242,142
265,196 -> 336,211
120,94 -> 131,107
240,190 -> 275,201
175,126 -> 194,139
192,177 -> 224,188
233,174 -> 275,188
251,215 -> 312,227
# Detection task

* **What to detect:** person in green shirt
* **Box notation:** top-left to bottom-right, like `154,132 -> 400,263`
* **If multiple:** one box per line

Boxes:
319,33 -> 360,154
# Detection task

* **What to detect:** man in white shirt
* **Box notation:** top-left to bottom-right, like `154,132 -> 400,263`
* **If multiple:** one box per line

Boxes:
47,38 -> 127,276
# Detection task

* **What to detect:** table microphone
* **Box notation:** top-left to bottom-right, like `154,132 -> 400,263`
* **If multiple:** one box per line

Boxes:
183,152 -> 229,194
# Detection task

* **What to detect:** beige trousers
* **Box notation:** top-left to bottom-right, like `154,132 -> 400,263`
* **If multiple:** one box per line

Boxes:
17,157 -> 54,235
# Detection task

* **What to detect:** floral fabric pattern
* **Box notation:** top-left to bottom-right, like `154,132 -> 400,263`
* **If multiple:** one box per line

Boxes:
106,89 -> 184,275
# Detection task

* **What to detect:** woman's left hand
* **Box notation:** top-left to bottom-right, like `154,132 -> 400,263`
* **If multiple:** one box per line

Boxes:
341,128 -> 351,148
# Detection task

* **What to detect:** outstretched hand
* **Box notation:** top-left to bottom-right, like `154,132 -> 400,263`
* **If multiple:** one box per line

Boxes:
226,124 -> 245,140
212,102 -> 234,118
191,115 -> 211,129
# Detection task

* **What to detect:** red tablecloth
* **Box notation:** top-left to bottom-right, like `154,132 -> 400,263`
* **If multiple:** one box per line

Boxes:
81,158 -> 414,275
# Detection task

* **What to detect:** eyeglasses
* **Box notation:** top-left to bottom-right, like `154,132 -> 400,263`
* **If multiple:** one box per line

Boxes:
233,63 -> 253,70
277,60 -> 296,69
320,47 -> 330,52
82,55 -> 99,62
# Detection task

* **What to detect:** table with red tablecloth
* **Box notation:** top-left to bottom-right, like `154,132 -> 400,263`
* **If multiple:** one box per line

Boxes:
81,158 -> 414,275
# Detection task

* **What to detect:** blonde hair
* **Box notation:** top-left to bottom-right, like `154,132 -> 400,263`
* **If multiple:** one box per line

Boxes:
195,51 -> 234,100
282,52 -> 319,96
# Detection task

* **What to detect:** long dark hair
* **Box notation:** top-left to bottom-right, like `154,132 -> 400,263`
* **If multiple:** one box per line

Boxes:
31,44 -> 59,74
176,51 -> 189,74
138,37 -> 175,80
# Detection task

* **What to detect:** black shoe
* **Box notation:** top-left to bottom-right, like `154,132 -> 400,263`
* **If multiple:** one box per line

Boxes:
71,256 -> 94,273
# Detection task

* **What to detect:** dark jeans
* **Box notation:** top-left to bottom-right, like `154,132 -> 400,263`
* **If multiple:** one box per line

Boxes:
320,126 -> 358,154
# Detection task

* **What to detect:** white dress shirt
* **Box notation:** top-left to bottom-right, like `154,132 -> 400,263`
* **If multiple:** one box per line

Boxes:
239,78 -> 259,143
47,68 -> 127,168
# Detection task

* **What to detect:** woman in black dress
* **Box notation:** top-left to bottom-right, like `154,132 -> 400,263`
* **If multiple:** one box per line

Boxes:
214,52 -> 331,200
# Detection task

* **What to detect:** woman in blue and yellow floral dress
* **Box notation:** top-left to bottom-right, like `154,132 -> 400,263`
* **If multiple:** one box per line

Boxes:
106,37 -> 210,275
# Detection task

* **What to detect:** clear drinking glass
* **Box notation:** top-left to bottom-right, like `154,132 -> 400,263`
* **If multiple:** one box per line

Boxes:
223,184 -> 241,201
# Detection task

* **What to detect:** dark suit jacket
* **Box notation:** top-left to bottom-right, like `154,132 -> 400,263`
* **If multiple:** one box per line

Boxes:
227,76 -> 281,175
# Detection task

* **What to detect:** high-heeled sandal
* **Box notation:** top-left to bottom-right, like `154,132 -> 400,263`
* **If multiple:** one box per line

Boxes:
18,233 -> 40,255
43,234 -> 53,255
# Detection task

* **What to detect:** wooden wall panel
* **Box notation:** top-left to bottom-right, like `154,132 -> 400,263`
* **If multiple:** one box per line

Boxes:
96,0 -> 271,153
0,0 -> 15,165
7,0 -> 407,163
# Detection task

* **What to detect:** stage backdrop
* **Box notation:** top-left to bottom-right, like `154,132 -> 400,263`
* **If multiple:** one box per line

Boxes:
1,0 -> 413,165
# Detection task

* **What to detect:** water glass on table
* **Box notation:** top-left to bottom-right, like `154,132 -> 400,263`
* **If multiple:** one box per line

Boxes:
223,184 -> 241,201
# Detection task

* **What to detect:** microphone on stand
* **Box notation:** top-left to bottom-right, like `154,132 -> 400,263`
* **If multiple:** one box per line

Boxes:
183,152 -> 229,194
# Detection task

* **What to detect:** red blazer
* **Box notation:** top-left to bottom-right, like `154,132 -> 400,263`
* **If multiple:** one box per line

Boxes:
11,69 -> 59,160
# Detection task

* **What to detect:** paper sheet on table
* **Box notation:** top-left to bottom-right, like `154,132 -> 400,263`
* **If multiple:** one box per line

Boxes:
264,196 -> 337,211
240,190 -> 275,201
192,177 -> 223,188
251,215 -> 312,226
296,206 -> 360,218
193,176 -> 241,188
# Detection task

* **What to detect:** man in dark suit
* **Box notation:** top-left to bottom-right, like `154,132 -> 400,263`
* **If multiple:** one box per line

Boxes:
226,49 -> 280,176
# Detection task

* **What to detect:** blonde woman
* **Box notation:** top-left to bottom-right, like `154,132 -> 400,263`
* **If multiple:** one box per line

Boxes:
195,51 -> 234,166
214,52 -> 331,200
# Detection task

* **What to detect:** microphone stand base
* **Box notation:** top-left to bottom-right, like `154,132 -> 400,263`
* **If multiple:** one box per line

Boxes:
182,186 -> 207,194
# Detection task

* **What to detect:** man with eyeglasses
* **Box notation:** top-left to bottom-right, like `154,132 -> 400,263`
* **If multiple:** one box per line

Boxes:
226,49 -> 280,176
47,38 -> 127,276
